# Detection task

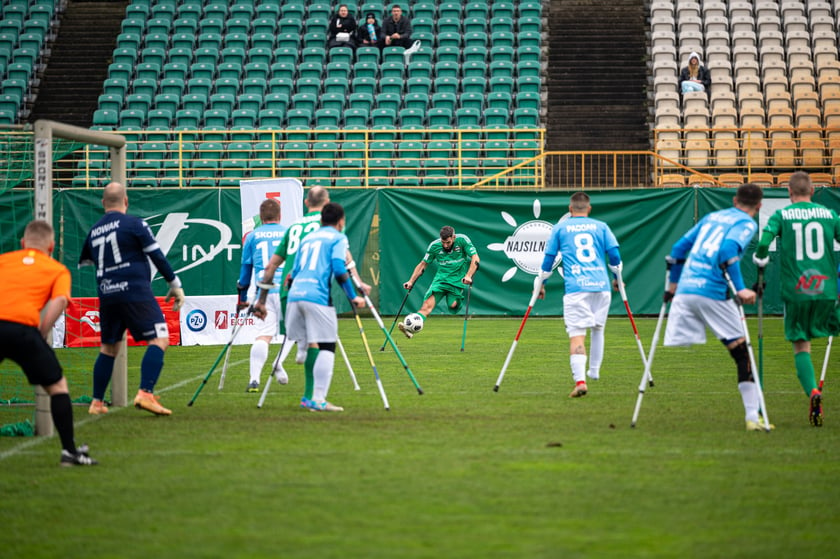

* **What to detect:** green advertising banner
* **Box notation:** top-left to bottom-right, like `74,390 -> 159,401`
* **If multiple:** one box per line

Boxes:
4,187 -> 835,317
55,188 -> 377,312
378,189 -> 697,316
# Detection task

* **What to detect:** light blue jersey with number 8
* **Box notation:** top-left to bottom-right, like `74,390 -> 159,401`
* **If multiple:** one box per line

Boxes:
545,216 -> 620,294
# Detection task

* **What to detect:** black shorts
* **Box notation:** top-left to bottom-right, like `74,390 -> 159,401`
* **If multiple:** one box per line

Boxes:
0,320 -> 63,386
99,299 -> 168,344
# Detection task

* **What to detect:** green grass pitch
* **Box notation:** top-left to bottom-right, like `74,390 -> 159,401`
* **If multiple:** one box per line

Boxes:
1,315 -> 839,558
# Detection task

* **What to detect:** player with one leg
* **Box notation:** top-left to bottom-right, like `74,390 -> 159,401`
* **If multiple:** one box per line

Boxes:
256,202 -> 365,411
663,183 -> 770,431
398,226 -> 479,338
237,199 -> 287,393
255,187 -> 370,405
538,192 -> 622,398
79,182 -> 185,416
752,171 -> 840,427
0,220 -> 97,466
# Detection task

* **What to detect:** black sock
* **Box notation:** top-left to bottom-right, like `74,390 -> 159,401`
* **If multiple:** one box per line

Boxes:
50,393 -> 76,453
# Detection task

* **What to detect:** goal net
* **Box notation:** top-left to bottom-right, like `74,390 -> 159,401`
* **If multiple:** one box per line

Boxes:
0,121 -> 126,437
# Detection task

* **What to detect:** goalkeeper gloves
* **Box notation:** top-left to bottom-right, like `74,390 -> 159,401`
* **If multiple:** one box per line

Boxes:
165,278 -> 185,312
752,253 -> 769,268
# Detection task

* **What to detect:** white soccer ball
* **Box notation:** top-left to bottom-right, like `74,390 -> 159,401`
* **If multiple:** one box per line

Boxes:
404,313 -> 424,333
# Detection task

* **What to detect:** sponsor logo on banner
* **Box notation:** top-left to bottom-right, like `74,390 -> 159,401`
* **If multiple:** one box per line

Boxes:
215,310 -> 228,329
486,199 -> 562,282
81,310 -> 101,332
186,309 -> 207,332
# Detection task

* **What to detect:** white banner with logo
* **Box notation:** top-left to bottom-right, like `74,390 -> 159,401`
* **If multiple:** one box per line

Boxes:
239,178 -> 304,238
180,295 -> 280,346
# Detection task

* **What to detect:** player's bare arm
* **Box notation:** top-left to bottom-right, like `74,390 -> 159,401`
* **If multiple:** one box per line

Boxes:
404,261 -> 427,289
463,254 -> 480,284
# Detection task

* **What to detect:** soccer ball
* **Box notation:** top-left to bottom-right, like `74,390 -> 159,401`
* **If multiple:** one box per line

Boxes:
404,313 -> 424,333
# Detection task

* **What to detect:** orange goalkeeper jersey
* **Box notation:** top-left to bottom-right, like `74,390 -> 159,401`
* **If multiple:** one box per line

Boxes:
0,249 -> 71,327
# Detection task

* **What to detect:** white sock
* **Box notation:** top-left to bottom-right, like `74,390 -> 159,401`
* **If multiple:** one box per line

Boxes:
570,354 -> 587,384
738,381 -> 760,422
312,350 -> 336,402
249,339 -> 269,383
588,327 -> 604,379
278,336 -> 295,367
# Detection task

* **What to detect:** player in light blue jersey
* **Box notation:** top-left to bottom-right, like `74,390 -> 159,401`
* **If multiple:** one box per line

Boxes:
257,203 -> 365,412
237,199 -> 287,392
664,183 -> 768,431
79,182 -> 185,416
539,192 -> 622,398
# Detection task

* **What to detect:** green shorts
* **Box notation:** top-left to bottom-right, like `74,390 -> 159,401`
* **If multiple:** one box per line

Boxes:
423,281 -> 465,314
783,300 -> 840,342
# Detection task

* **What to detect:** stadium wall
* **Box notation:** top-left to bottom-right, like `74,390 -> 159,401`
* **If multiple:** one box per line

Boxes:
4,187 -> 839,316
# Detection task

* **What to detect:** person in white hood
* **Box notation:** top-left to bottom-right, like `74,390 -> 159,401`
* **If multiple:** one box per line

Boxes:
679,51 -> 711,94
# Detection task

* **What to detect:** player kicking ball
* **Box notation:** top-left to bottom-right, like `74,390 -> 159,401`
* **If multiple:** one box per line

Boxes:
398,226 -> 480,339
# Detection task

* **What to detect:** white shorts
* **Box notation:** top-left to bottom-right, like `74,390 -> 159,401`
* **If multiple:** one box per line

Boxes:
664,293 -> 744,346
563,291 -> 611,337
252,292 -> 281,338
285,300 -> 337,345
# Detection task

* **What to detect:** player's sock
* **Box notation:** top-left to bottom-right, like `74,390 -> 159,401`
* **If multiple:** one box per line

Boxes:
738,381 -> 760,423
794,351 -> 818,396
588,327 -> 604,379
312,350 -> 336,402
570,354 -> 587,384
50,392 -> 76,453
249,339 -> 269,384
279,338 -> 295,365
304,347 -> 319,400
139,345 -> 165,393
92,353 -> 115,401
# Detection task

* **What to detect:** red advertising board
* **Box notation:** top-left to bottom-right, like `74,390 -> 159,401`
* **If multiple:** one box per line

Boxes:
64,297 -> 181,347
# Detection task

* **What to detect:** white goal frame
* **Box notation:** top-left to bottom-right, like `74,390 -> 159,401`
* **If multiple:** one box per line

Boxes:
33,120 -> 127,436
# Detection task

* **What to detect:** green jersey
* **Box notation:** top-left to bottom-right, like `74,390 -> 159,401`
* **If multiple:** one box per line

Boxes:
423,234 -> 477,286
756,201 -> 840,302
274,210 -> 322,296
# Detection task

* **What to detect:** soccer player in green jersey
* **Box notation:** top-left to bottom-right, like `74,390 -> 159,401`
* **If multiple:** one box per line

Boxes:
255,187 -> 369,404
398,226 -> 480,338
753,171 -> 840,427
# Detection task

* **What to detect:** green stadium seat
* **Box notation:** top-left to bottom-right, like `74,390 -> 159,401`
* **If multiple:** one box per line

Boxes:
141,47 -> 167,67
162,62 -> 188,81
456,107 -> 481,128
491,16 -> 514,35
189,62 -> 215,81
103,78 -> 128,98
410,45 -> 433,65
490,45 -> 515,64
344,108 -> 369,128
463,61 -> 487,79
517,76 -> 541,95
431,92 -> 456,113
270,61 -> 296,83
197,32 -> 222,50
267,78 -> 293,99
315,108 -> 340,128
519,2 -> 543,18
439,2 -> 462,19
231,109 -> 257,140
411,2 -> 435,19
209,93 -> 235,113
369,140 -> 394,159
434,77 -> 459,96
251,33 -> 276,51
489,76 -> 514,96
373,92 -> 398,113
291,92 -> 317,114
355,46 -> 380,64
487,92 -> 513,111
147,109 -> 173,131
434,61 -> 459,79
490,60 -> 514,79
436,32 -> 461,50
371,106 -> 397,127
398,108 -> 424,127
218,62 -> 242,80
189,159 -> 218,187
286,108 -> 312,127
302,31 -> 323,50
107,63 -> 132,82
352,61 -> 378,80
252,18 -> 277,35
459,92 -> 485,112
406,77 -> 431,97
517,60 -> 541,79
379,77 -> 403,96
248,47 -> 273,66
404,93 -> 429,112
464,32 -> 488,49
119,109 -> 145,128
381,61 -> 405,80
491,31 -> 515,50
326,61 -> 351,81
367,158 -> 391,187
174,109 -> 201,130
407,60 -> 432,80
298,62 -> 322,81
437,17 -> 461,35
435,46 -> 460,64
329,47 -> 354,67
242,77 -> 267,96
130,79 -> 157,98
319,93 -> 345,112
186,77 -> 212,97
301,47 -> 326,65
248,158 -> 274,179
323,77 -> 348,97
253,141 -> 275,160
226,18 -> 251,36
463,46 -> 488,64
518,17 -> 542,35
182,93 -> 207,112
295,77 -> 321,96
382,46 -> 405,65
518,33 -> 541,50
112,47 -> 137,65
304,17 -> 328,37
427,107 -> 453,127
513,108 -> 539,127
515,91 -> 541,111
143,33 -> 169,51
244,62 -> 269,81
275,35 -> 301,51
412,17 -> 434,35
92,109 -> 118,128
237,94 -> 263,113
98,94 -> 122,112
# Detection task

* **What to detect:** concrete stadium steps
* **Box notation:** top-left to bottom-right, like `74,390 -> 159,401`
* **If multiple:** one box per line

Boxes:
28,0 -> 128,127
546,0 -> 650,154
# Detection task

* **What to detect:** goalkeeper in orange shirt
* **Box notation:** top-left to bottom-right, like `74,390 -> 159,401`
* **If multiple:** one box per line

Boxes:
0,220 -> 97,466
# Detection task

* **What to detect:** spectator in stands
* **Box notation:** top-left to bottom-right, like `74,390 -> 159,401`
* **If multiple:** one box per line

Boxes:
327,4 -> 357,50
356,12 -> 381,48
679,52 -> 711,95
379,4 -> 413,50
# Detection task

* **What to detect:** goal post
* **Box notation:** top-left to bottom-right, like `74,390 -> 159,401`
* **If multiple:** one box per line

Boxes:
33,120 -> 128,436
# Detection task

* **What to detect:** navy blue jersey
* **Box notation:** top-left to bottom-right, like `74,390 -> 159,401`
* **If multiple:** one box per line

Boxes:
79,211 -> 176,302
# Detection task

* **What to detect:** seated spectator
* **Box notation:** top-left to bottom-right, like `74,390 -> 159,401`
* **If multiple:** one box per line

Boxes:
379,4 -> 412,50
356,12 -> 381,48
327,4 -> 357,50
679,52 -> 711,95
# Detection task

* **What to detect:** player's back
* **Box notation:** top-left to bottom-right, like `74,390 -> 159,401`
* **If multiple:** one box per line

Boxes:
551,216 -> 617,293
244,222 -> 287,292
774,201 -> 840,301
679,207 -> 756,299
81,211 -> 155,301
288,226 -> 347,305
277,211 -> 322,295
0,249 -> 70,327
